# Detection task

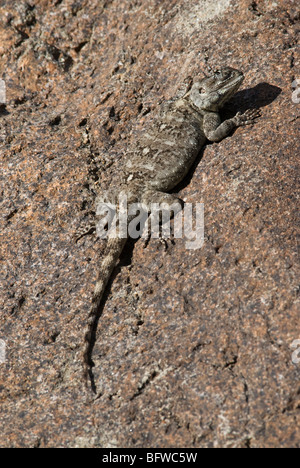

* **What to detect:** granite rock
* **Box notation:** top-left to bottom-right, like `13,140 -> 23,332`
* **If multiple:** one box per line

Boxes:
0,0 -> 299,448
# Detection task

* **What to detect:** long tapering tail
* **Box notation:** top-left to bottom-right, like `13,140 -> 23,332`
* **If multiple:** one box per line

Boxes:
82,236 -> 128,387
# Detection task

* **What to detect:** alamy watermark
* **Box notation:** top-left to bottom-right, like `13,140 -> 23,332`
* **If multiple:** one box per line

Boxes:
292,79 -> 300,104
0,79 -> 6,105
291,339 -> 300,365
96,194 -> 204,250
0,339 -> 6,364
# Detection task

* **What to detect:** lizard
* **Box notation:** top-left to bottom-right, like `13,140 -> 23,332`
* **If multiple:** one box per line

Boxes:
82,66 -> 260,390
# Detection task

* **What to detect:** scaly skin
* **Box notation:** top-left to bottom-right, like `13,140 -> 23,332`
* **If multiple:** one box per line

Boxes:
82,66 -> 260,390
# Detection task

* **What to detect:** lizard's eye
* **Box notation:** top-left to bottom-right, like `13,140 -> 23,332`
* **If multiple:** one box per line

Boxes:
223,69 -> 232,79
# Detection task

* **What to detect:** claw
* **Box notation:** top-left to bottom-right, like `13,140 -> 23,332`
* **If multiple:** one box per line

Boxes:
235,108 -> 261,126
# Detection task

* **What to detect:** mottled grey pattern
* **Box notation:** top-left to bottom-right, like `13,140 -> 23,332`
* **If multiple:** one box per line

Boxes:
83,67 -> 260,390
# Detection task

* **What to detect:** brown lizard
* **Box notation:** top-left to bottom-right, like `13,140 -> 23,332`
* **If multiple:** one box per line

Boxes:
82,66 -> 260,390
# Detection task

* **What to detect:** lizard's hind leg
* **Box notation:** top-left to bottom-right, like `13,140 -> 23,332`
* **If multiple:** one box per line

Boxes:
140,191 -> 183,248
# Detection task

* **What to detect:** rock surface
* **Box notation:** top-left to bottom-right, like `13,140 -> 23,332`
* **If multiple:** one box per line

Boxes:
0,0 -> 299,448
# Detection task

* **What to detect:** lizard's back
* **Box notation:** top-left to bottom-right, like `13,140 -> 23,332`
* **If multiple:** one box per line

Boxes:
125,99 -> 206,193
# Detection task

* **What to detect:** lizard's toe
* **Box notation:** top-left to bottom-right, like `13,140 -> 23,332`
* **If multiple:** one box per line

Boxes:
238,108 -> 261,126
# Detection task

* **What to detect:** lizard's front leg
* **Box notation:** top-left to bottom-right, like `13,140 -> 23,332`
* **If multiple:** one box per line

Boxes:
203,108 -> 260,142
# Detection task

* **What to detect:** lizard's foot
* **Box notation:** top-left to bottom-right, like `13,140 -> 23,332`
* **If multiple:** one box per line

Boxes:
73,224 -> 96,243
141,191 -> 183,249
141,227 -> 151,249
158,236 -> 176,251
73,215 -> 96,243
142,234 -> 174,250
141,218 -> 176,250
234,108 -> 261,126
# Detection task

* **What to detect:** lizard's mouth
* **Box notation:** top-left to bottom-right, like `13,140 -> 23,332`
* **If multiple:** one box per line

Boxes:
217,73 -> 244,94
215,72 -> 245,107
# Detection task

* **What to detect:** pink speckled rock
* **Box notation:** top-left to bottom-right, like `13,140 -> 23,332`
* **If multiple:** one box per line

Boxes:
0,0 -> 299,448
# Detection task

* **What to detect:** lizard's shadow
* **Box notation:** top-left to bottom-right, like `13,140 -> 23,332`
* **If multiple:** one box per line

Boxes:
231,82 -> 282,114
0,105 -> 9,116
174,82 -> 281,192
88,82 -> 281,391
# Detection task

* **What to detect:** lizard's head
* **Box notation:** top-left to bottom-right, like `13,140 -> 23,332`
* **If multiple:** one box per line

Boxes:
189,67 -> 244,112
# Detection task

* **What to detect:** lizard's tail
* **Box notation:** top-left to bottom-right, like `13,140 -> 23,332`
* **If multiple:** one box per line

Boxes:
82,236 -> 128,387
